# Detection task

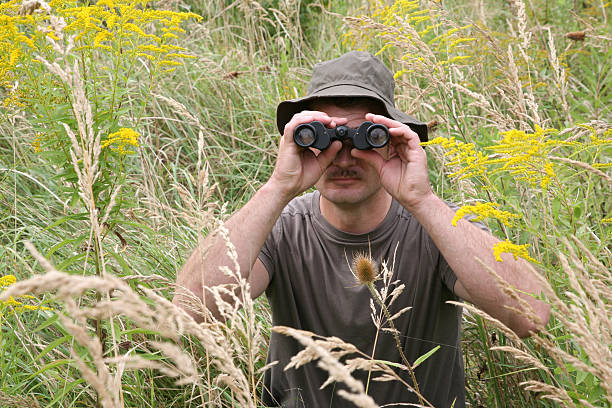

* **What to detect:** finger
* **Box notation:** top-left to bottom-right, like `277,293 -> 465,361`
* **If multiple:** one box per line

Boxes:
389,126 -> 421,151
284,111 -> 343,141
365,113 -> 404,129
328,116 -> 348,127
297,110 -> 336,126
314,140 -> 342,169
299,111 -> 349,128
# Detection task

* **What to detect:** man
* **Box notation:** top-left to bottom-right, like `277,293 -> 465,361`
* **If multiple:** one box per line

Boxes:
174,51 -> 550,407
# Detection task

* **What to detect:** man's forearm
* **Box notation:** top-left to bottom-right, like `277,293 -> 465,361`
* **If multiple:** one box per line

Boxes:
173,181 -> 290,320
408,193 -> 550,338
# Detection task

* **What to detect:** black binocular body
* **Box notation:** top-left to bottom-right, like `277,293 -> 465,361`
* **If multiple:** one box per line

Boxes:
293,121 -> 390,150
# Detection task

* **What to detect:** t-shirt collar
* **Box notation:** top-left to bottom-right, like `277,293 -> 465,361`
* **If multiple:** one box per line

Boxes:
311,190 -> 400,243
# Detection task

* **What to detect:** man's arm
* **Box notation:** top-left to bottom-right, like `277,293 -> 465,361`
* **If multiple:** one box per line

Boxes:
409,194 -> 550,338
173,111 -> 343,322
354,113 -> 551,338
174,184 -> 287,321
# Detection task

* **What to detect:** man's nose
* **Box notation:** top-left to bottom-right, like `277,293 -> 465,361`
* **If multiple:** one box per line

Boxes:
332,140 -> 355,166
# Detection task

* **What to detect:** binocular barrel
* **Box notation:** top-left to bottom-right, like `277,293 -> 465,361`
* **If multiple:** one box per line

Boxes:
293,121 -> 390,150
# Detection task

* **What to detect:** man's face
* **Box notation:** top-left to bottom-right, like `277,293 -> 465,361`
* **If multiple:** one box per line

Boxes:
313,102 -> 389,207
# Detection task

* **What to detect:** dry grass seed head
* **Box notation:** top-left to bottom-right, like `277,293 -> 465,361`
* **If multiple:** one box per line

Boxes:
272,326 -> 378,408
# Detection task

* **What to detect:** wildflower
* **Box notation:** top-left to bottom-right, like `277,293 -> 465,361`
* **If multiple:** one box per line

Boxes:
486,125 -> 563,189
452,202 -> 519,227
32,132 -> 44,152
541,162 -> 555,188
421,136 -> 488,179
0,274 -> 16,288
352,253 -> 377,285
102,127 -> 140,154
492,240 -> 536,263
1,275 -> 52,312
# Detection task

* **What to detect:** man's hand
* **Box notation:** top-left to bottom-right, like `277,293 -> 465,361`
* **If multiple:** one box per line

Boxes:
352,113 -> 433,211
269,111 -> 343,201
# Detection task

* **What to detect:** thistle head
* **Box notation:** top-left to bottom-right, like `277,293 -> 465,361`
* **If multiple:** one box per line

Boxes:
352,253 -> 377,285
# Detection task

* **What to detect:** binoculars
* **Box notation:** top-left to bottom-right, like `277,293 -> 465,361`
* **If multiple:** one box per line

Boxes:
293,121 -> 390,150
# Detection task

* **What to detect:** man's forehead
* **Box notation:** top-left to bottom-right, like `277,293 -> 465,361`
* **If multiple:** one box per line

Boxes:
311,100 -> 376,116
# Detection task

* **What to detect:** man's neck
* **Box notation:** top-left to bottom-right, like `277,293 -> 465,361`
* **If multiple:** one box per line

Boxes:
319,190 -> 393,234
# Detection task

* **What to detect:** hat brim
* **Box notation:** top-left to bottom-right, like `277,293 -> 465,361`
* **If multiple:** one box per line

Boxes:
276,85 -> 428,142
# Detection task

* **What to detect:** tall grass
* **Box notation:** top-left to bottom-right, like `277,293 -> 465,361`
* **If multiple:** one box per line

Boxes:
0,0 -> 610,407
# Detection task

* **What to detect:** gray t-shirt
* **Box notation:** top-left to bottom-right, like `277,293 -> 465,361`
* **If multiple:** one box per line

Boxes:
259,191 -> 471,407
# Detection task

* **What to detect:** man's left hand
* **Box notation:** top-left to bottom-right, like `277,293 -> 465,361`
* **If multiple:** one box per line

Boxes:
352,113 -> 433,212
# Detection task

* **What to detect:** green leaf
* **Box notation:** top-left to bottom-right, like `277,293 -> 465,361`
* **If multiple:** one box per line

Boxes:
106,247 -> 132,274
43,213 -> 88,232
48,377 -> 86,406
34,335 -> 71,362
575,370 -> 588,385
45,233 -> 87,259
412,345 -> 440,369
27,359 -> 73,380
32,313 -> 60,333
573,204 -> 583,219
55,252 -> 88,271
119,328 -> 163,337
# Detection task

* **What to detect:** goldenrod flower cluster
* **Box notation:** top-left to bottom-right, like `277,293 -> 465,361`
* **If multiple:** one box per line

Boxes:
492,240 -> 536,263
0,275 -> 51,313
347,0 -> 475,72
425,124 -> 610,190
51,0 -> 201,70
580,125 -> 612,169
0,0 -> 201,108
423,126 -> 592,189
371,0 -> 434,27
102,127 -> 139,154
421,136 -> 488,180
487,125 -> 566,189
0,0 -> 36,107
452,202 -> 519,227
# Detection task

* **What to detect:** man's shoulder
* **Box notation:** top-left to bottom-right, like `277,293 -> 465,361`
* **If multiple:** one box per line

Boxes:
281,190 -> 317,217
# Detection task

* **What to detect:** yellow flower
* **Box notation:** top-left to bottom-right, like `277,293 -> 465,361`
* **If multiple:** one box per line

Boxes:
486,125 -> 564,189
492,240 -> 536,263
421,136 -> 488,179
0,275 -> 17,288
452,202 -> 519,227
102,128 -> 140,154
1,275 -> 52,312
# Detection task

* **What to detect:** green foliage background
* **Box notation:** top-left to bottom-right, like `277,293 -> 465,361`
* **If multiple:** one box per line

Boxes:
0,0 -> 610,407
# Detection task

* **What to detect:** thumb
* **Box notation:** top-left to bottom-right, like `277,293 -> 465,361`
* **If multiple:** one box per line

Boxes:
315,141 -> 342,170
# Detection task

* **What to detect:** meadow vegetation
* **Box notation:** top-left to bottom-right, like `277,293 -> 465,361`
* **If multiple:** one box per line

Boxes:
0,0 -> 610,406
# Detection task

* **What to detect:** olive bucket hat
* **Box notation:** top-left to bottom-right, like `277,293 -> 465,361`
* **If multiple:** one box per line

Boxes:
276,51 -> 428,142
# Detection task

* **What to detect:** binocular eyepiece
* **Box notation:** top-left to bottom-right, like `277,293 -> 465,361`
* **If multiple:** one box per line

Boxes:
293,121 -> 390,150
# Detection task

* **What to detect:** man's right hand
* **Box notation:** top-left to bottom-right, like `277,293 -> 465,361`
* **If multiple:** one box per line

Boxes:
268,111 -> 344,201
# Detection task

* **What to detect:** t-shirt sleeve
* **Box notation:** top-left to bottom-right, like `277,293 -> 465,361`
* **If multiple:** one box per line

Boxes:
258,217 -> 284,282
436,201 -> 491,294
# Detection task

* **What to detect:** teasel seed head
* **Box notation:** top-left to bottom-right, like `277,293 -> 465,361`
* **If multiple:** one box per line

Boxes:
353,253 -> 377,285
566,31 -> 586,41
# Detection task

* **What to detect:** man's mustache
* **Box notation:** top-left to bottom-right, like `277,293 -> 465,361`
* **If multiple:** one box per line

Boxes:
326,168 -> 362,179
